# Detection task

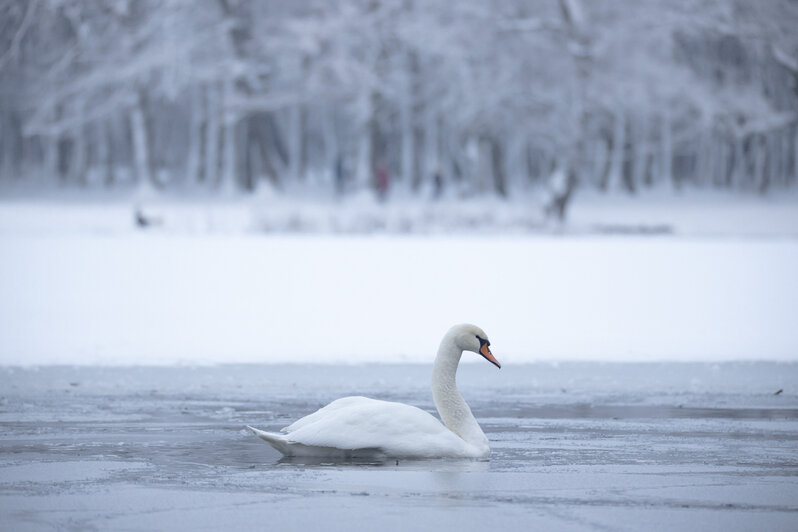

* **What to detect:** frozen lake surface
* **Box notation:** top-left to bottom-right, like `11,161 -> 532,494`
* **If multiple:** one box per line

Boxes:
1,363 -> 797,531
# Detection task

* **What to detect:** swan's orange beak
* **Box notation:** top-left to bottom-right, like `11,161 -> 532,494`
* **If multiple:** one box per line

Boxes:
480,343 -> 501,369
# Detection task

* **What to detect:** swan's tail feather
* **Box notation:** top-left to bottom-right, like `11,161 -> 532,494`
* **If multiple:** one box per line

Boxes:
246,425 -> 294,456
246,425 -> 385,458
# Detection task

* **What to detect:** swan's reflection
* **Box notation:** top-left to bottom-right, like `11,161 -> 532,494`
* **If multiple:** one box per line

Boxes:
275,454 -> 491,472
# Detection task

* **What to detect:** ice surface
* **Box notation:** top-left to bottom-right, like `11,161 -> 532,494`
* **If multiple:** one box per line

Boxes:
1,364 -> 796,531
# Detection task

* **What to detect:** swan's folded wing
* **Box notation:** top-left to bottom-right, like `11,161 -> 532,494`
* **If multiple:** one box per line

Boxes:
282,396 -> 372,433
282,397 -> 474,457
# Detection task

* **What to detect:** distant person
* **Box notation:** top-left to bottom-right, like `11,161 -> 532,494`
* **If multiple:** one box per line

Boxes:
545,167 -> 576,222
376,163 -> 390,201
432,167 -> 444,199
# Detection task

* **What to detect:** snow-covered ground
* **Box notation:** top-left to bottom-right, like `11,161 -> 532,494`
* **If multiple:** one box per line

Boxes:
1,192 -> 796,366
0,233 -> 796,365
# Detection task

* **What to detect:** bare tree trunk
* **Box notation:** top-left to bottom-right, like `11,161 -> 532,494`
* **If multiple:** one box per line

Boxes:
220,117 -> 237,192
368,93 -> 380,190
490,138 -> 507,196
441,124 -> 458,185
503,135 -> 524,194
632,114 -> 648,188
0,114 -> 9,180
753,134 -> 767,193
43,134 -> 59,184
0,114 -> 5,180
130,93 -> 153,189
696,132 -> 712,187
477,137 -> 493,193
711,136 -> 724,187
422,109 -> 439,189
355,128 -> 372,190
781,128 -> 792,187
729,135 -> 744,188
355,93 -> 377,190
219,80 -> 237,192
766,130 -> 780,189
596,134 -> 612,189
243,119 -> 260,191
321,104 -> 339,185
287,103 -> 304,182
186,86 -> 205,184
659,113 -> 672,186
256,114 -> 286,186
793,126 -> 798,185
585,136 -> 602,187
250,115 -> 278,187
400,80 -> 414,188
203,84 -> 220,186
1,112 -> 23,180
97,120 -> 114,187
606,108 -> 626,191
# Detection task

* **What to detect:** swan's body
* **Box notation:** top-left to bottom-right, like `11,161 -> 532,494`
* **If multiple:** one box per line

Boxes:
249,396 -> 480,458
247,324 -> 500,459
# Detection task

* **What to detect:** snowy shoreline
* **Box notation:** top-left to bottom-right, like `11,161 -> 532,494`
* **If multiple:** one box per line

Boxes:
2,188 -> 798,237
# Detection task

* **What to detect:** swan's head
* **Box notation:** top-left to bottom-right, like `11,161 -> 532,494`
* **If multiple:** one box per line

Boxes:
449,324 -> 501,369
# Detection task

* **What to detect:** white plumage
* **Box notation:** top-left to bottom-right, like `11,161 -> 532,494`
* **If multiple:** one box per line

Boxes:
247,324 -> 501,459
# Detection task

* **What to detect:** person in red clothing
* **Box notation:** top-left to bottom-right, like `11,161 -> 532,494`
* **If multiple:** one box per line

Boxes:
376,163 -> 390,201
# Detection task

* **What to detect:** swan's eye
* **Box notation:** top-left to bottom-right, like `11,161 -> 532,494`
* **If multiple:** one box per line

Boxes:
476,335 -> 487,345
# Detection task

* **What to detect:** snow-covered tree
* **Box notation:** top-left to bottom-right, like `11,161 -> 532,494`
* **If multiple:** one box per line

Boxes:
0,0 -> 795,197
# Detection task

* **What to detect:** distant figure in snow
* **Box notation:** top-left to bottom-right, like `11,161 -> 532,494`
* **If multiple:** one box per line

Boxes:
335,154 -> 346,196
376,163 -> 390,201
432,167 -> 444,200
134,206 -> 163,228
545,166 -> 576,223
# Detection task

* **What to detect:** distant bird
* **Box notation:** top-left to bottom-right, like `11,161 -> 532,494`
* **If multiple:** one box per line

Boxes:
134,206 -> 163,228
774,389 -> 783,395
247,324 -> 501,459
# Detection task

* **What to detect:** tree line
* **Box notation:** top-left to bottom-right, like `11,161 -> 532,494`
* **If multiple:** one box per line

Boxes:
0,0 -> 796,197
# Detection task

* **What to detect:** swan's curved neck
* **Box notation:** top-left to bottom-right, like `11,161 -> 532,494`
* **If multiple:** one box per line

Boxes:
431,335 -> 489,452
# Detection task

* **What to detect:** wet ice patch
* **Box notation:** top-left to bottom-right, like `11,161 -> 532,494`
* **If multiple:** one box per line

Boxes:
0,461 -> 151,484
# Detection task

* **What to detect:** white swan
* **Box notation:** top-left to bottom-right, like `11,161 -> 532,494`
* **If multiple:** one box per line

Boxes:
247,324 -> 500,459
